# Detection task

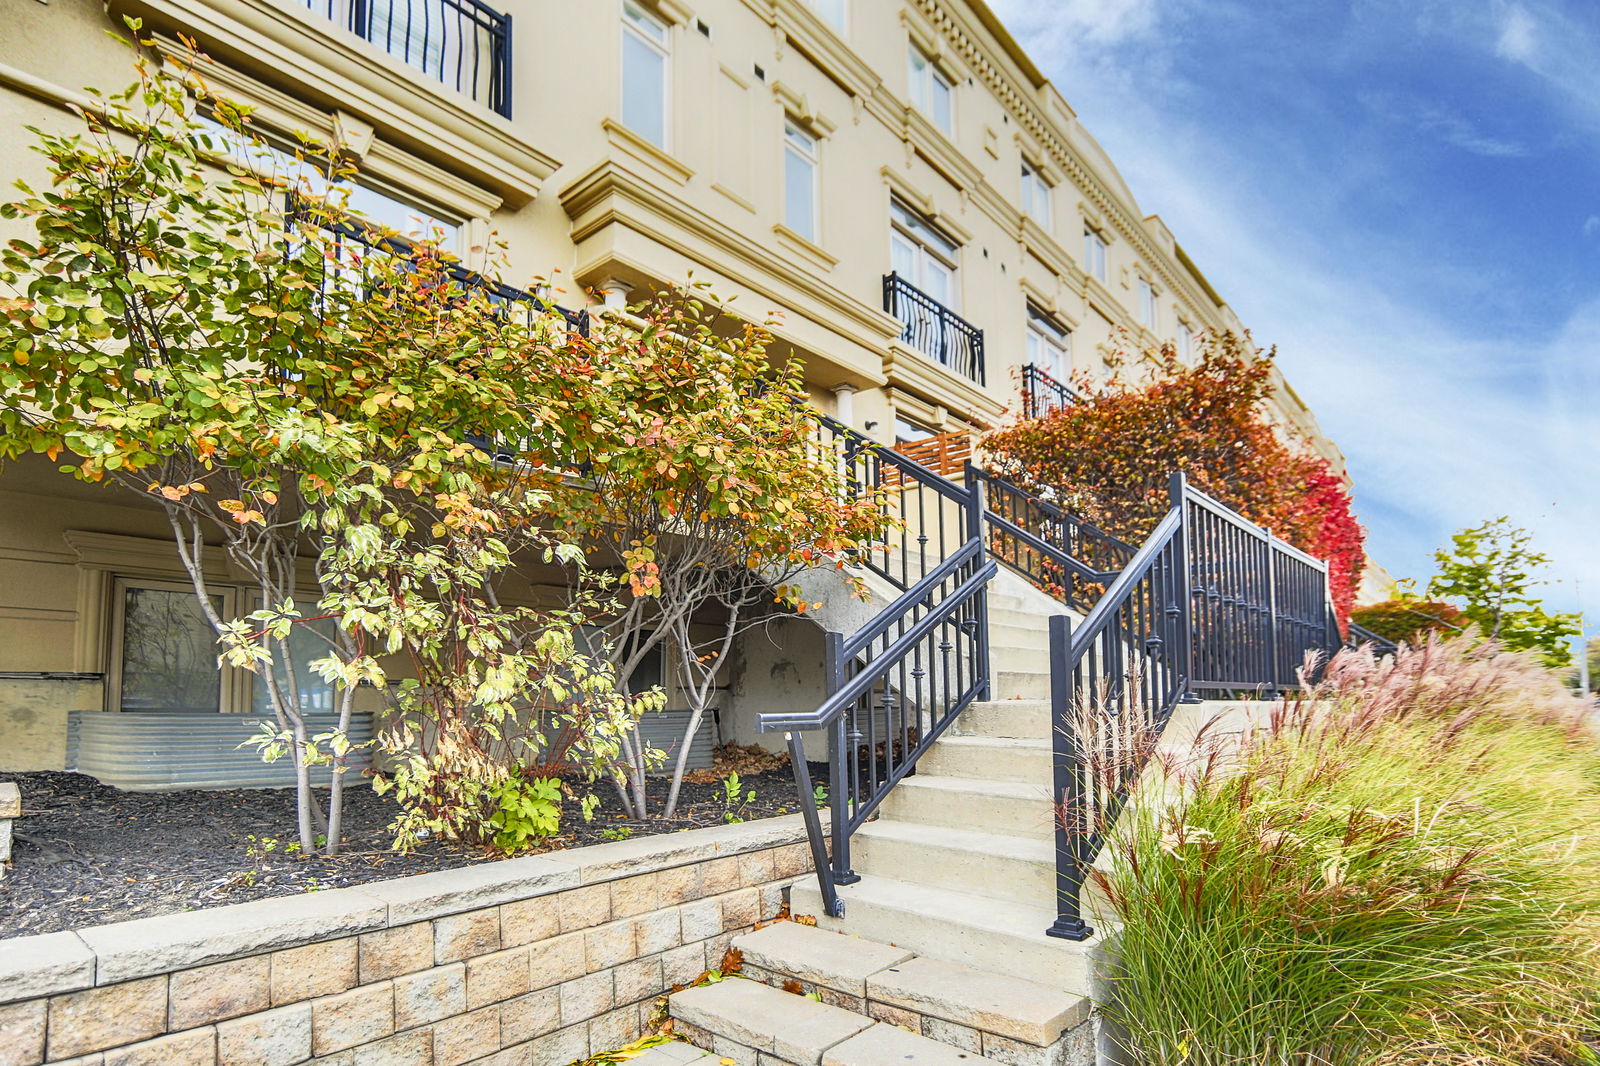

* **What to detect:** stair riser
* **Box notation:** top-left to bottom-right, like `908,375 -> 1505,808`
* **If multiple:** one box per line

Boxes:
878,783 -> 1056,839
991,646 -> 1050,674
853,832 -> 1054,906
790,883 -> 1094,998
955,701 -> 1052,739
919,740 -> 1052,784
987,619 -> 1050,644
993,670 -> 1050,700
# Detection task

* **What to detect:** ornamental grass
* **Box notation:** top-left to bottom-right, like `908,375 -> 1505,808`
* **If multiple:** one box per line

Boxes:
1096,635 -> 1600,1065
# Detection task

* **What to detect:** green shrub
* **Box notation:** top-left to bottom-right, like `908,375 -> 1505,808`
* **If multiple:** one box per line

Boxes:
1349,597 -> 1466,644
1097,636 -> 1600,1065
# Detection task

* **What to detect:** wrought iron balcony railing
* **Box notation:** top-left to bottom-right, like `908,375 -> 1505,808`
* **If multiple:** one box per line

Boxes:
297,0 -> 513,118
882,272 -> 985,385
1020,363 -> 1079,420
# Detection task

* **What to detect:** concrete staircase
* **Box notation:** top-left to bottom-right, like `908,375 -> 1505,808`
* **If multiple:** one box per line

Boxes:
665,921 -> 1093,1065
790,579 -> 1113,997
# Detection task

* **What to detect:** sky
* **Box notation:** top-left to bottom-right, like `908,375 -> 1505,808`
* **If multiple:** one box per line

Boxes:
989,0 -> 1599,627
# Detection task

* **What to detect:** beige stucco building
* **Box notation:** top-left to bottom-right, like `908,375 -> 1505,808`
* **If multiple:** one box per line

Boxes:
0,0 -> 1353,780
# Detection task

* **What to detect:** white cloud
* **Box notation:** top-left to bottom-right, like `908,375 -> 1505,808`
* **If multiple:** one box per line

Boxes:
995,0 -> 1600,617
990,0 -> 1164,45
1584,215 -> 1600,237
1496,2 -> 1540,64
1361,91 -> 1528,157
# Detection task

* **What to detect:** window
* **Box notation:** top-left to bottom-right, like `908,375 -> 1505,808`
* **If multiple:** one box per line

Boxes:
622,2 -> 670,148
1176,320 -> 1194,361
783,120 -> 819,242
809,0 -> 846,29
894,416 -> 938,446
1026,309 -> 1071,380
1020,163 -> 1051,229
249,615 -> 339,718
1083,227 -> 1107,282
196,117 -> 460,248
907,46 -> 953,134
111,581 -> 231,714
890,200 -> 959,308
1138,277 -> 1157,328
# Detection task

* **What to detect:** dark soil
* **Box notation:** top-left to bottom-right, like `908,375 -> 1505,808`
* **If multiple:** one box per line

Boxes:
0,766 -> 807,940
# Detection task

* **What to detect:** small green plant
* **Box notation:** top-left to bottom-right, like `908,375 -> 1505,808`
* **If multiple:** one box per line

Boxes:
599,825 -> 634,842
580,794 -> 602,823
720,772 -> 758,823
812,783 -> 828,804
243,834 -> 301,862
486,776 -> 563,855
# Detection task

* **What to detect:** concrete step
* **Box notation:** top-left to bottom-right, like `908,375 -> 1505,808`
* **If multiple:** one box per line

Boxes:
791,876 -> 1101,998
669,974 -> 1007,1065
993,669 -> 1050,700
854,819 -> 1053,905
988,620 -> 1050,648
917,734 -> 1051,785
991,644 -> 1050,674
955,699 -> 1051,739
879,774 -> 1055,839
732,922 -> 1093,1060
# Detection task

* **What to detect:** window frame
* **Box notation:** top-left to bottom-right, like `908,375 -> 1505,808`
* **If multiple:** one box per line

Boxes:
1138,276 -> 1158,329
890,200 -> 961,310
621,1 -> 672,150
1026,307 -> 1072,380
1083,226 -> 1108,283
107,577 -> 241,715
783,119 -> 821,243
907,45 -> 955,135
1020,162 -> 1052,229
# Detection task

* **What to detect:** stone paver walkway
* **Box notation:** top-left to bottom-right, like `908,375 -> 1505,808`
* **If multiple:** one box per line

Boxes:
627,1040 -> 721,1064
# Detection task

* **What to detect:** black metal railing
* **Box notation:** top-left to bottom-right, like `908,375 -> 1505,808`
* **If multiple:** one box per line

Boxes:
1346,621 -> 1398,657
975,470 -> 1134,613
1021,363 -> 1079,420
882,272 -> 985,385
763,413 -> 993,917
297,0 -> 513,117
1044,472 -> 1341,939
1180,476 -> 1338,694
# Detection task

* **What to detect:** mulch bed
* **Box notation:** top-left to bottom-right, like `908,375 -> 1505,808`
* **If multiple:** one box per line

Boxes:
0,765 -> 808,940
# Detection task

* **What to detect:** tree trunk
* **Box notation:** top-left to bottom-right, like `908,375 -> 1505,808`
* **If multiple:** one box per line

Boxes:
325,683 -> 356,856
660,701 -> 707,818
289,713 -> 315,854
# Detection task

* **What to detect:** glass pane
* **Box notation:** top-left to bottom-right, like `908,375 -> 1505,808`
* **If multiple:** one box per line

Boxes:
890,231 -> 918,281
784,145 -> 816,241
251,616 -> 339,717
932,74 -> 953,132
907,48 -> 926,109
622,30 -> 667,147
814,0 -> 846,28
343,183 -> 459,249
119,587 -> 223,713
624,1 -> 667,42
923,257 -> 954,307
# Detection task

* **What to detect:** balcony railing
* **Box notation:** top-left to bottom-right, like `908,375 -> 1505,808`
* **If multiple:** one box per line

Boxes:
882,272 -> 985,385
1020,363 -> 1079,420
298,0 -> 513,118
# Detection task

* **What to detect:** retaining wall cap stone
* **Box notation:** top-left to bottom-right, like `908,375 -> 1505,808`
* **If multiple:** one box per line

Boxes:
79,885 -> 390,984
0,782 -> 19,818
570,814 -> 810,884
0,931 -> 96,1004
359,853 -> 579,924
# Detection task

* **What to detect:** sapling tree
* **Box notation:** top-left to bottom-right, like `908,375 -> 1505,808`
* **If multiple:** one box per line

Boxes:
1424,517 -> 1580,669
0,38 -> 635,854
530,291 -> 891,818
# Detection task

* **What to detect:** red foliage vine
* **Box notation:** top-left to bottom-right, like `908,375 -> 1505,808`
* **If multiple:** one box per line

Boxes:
985,332 -> 1367,625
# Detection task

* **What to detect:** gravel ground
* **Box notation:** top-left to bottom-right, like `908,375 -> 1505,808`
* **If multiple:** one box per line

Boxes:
0,765 -> 806,939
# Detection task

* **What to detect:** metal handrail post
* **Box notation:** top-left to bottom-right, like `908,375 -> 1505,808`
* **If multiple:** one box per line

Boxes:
1168,472 -> 1200,703
1046,614 -> 1093,941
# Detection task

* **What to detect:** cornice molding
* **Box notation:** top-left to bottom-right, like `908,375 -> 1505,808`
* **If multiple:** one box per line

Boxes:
912,0 -> 1216,322
882,344 -> 1005,428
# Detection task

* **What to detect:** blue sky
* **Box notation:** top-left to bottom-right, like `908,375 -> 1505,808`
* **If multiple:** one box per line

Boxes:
990,0 -> 1599,626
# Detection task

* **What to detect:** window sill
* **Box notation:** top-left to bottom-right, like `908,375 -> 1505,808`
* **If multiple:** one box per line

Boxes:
772,224 -> 838,271
602,118 -> 694,186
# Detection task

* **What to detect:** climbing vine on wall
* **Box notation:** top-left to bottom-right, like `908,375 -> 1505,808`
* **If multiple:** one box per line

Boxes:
985,332 -> 1367,625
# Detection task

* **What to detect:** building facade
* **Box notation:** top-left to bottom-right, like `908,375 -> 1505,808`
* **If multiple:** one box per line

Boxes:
0,0 -> 1350,777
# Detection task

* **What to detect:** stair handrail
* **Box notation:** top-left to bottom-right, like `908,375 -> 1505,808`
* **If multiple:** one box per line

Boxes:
971,469 -> 1136,610
1045,504 -> 1189,942
760,411 -> 995,920
1346,621 -> 1398,656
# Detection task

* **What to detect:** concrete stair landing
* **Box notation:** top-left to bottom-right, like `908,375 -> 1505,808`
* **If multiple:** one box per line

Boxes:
666,921 -> 1093,1066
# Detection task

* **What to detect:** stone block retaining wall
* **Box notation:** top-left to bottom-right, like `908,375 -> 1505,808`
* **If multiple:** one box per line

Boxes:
0,816 -> 813,1066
